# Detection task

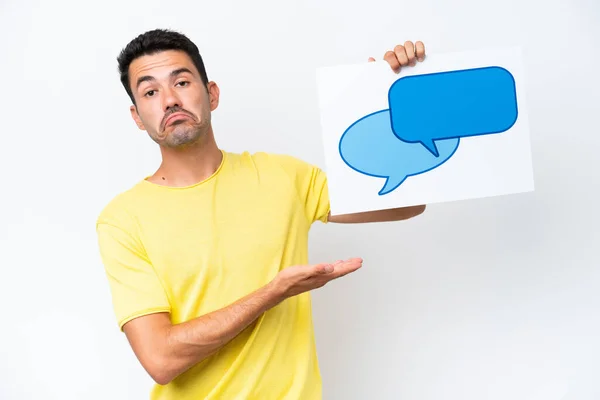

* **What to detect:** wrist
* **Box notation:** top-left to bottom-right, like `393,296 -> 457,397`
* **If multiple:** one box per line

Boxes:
264,277 -> 287,307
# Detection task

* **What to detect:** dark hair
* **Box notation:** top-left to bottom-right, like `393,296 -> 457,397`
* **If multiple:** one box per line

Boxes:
117,29 -> 209,105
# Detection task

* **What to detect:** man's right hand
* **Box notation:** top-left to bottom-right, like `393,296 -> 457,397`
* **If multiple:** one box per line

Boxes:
270,258 -> 363,299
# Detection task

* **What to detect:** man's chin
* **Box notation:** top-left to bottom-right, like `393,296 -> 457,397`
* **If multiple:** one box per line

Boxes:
164,128 -> 203,148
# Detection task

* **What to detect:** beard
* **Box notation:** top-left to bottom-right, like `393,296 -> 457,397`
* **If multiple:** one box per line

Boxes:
163,120 -> 204,148
152,109 -> 210,149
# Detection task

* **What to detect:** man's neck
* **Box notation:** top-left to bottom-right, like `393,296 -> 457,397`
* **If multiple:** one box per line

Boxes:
148,136 -> 223,187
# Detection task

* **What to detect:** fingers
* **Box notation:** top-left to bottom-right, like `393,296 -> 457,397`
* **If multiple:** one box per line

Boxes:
415,40 -> 426,61
383,50 -> 401,73
330,258 -> 363,279
313,260 -> 343,275
367,57 -> 376,62
404,41 -> 417,66
313,263 -> 333,274
382,41 -> 426,73
394,44 -> 410,69
277,259 -> 362,297
312,258 -> 362,278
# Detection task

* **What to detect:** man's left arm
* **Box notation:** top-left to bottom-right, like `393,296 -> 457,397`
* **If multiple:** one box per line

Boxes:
327,205 -> 426,224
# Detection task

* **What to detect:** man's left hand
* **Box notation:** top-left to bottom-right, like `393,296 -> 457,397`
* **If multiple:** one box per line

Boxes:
369,41 -> 426,73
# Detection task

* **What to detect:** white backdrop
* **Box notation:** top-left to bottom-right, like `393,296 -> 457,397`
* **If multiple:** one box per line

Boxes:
1,0 -> 599,399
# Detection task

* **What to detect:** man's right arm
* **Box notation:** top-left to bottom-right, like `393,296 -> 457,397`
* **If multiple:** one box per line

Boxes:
122,258 -> 362,385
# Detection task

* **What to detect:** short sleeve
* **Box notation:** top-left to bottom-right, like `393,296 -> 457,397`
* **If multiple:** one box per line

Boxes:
96,210 -> 170,331
268,153 -> 330,224
300,163 -> 331,224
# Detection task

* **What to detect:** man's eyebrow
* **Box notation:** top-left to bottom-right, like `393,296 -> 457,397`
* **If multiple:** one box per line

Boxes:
170,67 -> 193,77
136,75 -> 155,89
136,68 -> 194,89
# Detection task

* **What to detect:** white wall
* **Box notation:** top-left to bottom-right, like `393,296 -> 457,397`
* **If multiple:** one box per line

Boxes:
1,0 -> 598,399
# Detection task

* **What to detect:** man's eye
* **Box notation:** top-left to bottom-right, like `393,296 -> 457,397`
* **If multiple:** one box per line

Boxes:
144,90 -> 156,97
176,81 -> 189,87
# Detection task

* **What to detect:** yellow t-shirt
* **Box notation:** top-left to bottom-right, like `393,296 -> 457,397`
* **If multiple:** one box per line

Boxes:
96,150 -> 330,400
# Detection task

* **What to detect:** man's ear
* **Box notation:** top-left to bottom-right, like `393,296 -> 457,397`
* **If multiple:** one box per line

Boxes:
130,105 -> 145,130
207,81 -> 220,111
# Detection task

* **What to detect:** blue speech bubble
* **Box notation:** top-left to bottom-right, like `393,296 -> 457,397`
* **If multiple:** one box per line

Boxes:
388,66 -> 518,157
339,109 -> 460,195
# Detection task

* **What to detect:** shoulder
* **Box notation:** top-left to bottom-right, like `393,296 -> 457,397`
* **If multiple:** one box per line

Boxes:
96,181 -> 146,231
227,150 -> 322,177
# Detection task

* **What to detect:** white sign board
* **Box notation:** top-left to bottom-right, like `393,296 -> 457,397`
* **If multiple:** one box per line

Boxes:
316,47 -> 535,216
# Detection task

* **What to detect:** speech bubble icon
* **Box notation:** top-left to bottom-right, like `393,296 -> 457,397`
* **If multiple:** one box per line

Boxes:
388,66 -> 518,157
339,109 -> 460,195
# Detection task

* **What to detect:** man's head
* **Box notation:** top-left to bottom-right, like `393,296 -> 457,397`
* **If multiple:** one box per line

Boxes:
117,29 -> 219,148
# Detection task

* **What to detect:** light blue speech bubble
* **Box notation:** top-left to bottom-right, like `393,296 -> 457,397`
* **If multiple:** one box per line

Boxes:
388,66 -> 518,157
339,109 -> 460,195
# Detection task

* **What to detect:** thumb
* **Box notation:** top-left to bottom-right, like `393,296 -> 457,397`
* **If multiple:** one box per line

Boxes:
368,57 -> 376,62
314,263 -> 334,274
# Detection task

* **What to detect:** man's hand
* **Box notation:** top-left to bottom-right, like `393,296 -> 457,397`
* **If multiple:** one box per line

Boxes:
368,41 -> 426,73
271,258 -> 363,298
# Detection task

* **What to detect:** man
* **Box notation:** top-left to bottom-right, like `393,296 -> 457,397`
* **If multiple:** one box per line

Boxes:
96,28 -> 427,400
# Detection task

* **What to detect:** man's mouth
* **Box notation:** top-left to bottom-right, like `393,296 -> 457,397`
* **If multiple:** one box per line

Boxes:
165,113 -> 191,127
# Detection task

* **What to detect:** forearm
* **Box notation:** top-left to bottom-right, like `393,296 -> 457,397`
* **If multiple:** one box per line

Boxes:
329,204 -> 426,223
157,281 -> 284,383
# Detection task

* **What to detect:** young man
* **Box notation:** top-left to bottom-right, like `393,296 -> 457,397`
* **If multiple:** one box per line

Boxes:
96,29 -> 427,400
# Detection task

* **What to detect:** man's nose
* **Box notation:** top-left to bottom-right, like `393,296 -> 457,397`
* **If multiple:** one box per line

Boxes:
163,87 -> 182,111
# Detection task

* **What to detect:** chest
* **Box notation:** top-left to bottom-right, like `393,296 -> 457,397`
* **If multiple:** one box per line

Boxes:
136,172 -> 310,302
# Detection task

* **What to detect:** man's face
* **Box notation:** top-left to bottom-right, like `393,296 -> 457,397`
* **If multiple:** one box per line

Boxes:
128,50 -> 219,148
